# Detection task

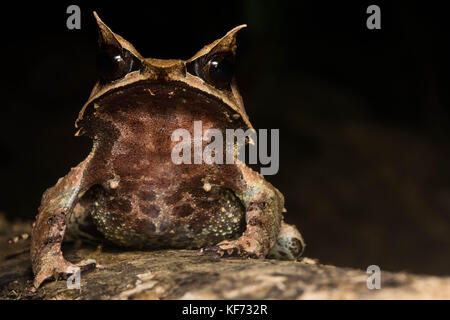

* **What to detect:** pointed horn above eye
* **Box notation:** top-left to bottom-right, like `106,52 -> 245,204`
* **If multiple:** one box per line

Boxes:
223,24 -> 247,42
214,24 -> 247,54
92,11 -> 143,59
188,24 -> 247,62
93,11 -> 121,48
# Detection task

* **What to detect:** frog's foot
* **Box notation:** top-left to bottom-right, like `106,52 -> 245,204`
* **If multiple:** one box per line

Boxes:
267,221 -> 305,260
33,254 -> 76,288
33,254 -> 97,288
199,236 -> 266,259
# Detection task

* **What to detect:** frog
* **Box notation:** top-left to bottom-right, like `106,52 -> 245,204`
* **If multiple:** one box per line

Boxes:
30,12 -> 305,288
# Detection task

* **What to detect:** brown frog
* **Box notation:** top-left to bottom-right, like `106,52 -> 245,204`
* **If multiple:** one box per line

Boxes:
31,12 -> 305,288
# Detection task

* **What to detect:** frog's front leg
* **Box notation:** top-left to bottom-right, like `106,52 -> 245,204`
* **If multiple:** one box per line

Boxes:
31,153 -> 99,288
201,163 -> 305,260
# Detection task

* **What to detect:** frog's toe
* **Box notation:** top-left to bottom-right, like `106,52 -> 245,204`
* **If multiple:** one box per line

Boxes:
200,237 -> 266,259
199,242 -> 241,258
33,256 -> 97,288
267,222 -> 305,260
198,245 -> 220,257
76,258 -> 97,272
33,256 -> 76,288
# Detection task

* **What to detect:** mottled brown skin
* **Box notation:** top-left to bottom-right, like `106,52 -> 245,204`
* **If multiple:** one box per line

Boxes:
31,12 -> 305,288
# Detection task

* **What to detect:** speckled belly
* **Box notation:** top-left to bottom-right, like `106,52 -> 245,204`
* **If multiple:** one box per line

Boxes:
88,181 -> 246,249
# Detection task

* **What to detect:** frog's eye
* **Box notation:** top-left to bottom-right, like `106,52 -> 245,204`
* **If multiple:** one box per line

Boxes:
187,52 -> 235,90
205,54 -> 235,89
96,45 -> 141,83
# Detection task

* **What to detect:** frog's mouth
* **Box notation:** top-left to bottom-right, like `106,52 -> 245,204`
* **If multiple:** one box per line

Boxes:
75,80 -> 251,138
76,79 -> 252,134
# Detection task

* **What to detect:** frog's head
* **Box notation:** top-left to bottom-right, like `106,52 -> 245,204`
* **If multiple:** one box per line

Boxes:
76,12 -> 251,137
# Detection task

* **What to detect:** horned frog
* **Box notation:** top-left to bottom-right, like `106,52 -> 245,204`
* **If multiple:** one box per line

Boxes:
31,12 -> 305,288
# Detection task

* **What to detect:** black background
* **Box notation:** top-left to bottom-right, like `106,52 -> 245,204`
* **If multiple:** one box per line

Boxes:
1,1 -> 450,275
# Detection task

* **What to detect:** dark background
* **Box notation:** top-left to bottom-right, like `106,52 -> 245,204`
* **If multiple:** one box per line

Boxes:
1,1 -> 450,275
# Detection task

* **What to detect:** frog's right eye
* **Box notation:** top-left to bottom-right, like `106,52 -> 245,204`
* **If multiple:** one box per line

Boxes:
96,45 -> 141,83
186,52 -> 235,90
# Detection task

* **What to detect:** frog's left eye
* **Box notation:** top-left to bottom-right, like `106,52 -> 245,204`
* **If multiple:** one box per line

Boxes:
97,45 -> 141,83
205,54 -> 235,89
187,52 -> 235,90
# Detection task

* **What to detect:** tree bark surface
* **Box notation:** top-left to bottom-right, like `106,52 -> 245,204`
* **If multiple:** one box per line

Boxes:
1,215 -> 449,300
